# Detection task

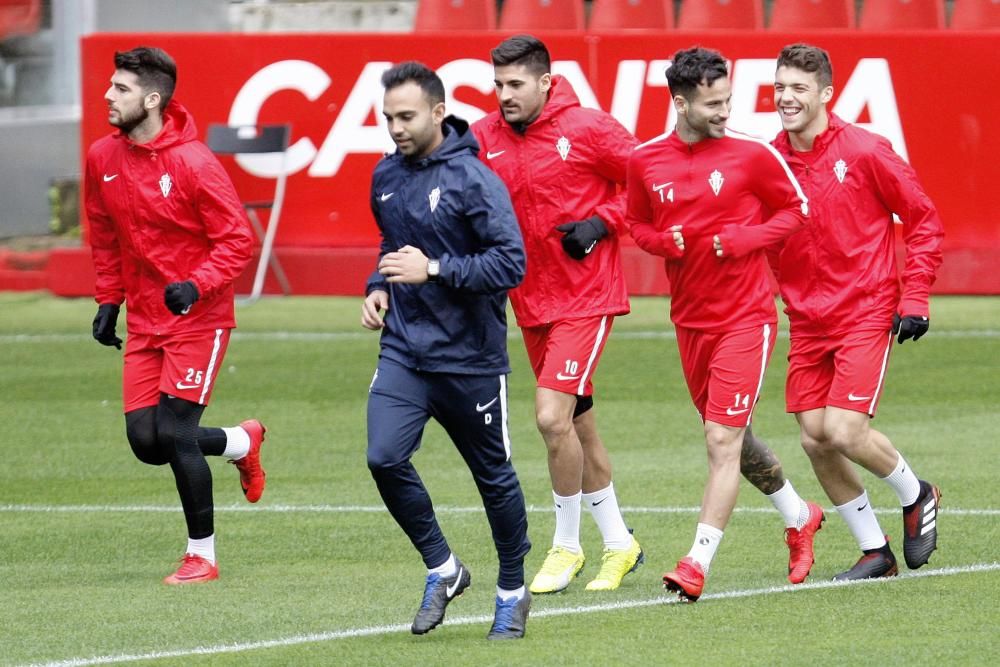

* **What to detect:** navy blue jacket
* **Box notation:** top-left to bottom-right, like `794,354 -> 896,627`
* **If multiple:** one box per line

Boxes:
366,116 -> 526,374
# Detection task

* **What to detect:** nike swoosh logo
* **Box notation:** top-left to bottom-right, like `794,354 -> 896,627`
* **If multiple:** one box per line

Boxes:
848,393 -> 871,401
475,397 -> 498,412
380,192 -> 394,202
725,407 -> 750,416
652,181 -> 672,191
857,503 -> 868,511
103,174 -> 118,182
175,382 -> 201,390
592,498 -> 606,506
446,567 -> 464,597
486,150 -> 505,160
555,372 -> 581,381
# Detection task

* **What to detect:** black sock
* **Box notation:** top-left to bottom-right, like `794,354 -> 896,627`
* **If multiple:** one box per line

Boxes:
198,427 -> 227,457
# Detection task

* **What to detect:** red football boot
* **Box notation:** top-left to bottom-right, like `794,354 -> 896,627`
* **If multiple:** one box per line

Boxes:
662,557 -> 705,602
231,419 -> 267,503
785,501 -> 826,584
163,554 -> 219,585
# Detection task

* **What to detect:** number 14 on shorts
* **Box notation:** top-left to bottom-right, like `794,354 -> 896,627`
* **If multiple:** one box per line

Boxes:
727,392 -> 751,416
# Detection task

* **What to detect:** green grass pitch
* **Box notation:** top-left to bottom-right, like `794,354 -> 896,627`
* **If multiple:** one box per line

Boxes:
1,293 -> 998,665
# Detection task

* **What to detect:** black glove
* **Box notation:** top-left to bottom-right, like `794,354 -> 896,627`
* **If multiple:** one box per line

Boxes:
555,216 -> 609,260
164,281 -> 199,315
892,313 -> 929,344
92,303 -> 122,349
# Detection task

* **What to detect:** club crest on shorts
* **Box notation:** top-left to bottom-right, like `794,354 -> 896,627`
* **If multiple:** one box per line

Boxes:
708,169 -> 724,196
159,173 -> 172,198
428,186 -> 440,212
556,136 -> 571,161
834,159 -> 848,184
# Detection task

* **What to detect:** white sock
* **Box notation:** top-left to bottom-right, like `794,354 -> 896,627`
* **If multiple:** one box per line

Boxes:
835,491 -> 887,551
686,523 -> 724,572
221,426 -> 251,460
552,490 -> 582,552
497,585 -> 525,601
429,553 -> 457,577
881,454 -> 921,507
187,534 -> 215,564
582,483 -> 632,550
766,480 -> 811,529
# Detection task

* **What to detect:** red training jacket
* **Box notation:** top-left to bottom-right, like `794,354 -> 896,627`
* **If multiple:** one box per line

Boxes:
86,101 -> 254,336
627,129 -> 808,331
771,114 -> 944,335
471,76 -> 634,328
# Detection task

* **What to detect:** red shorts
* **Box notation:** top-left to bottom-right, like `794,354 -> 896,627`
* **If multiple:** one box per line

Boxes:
676,323 -> 776,427
521,316 -> 614,396
786,327 -> 894,416
122,328 -> 231,413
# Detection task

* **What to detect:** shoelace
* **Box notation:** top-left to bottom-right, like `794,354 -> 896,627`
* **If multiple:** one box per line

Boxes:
492,597 -> 518,632
538,548 -> 579,575
419,574 -> 442,609
176,554 -> 205,576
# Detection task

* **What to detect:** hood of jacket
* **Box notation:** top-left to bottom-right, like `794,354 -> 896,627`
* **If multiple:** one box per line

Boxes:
116,100 -> 199,152
387,115 -> 479,168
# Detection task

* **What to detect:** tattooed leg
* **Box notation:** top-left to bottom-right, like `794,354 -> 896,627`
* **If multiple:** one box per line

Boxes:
741,425 -> 786,495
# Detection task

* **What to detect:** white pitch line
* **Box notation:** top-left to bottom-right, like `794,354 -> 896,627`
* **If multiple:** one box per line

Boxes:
2,503 -> 998,516
23,562 -> 1000,667
3,329 -> 1000,344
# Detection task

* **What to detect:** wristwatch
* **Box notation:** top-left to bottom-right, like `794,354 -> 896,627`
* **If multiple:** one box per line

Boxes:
426,258 -> 441,281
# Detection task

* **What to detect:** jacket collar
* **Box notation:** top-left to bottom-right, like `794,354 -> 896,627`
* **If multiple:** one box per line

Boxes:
774,112 -> 848,158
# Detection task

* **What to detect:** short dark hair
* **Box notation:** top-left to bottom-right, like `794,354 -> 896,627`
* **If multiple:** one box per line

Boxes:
666,47 -> 728,100
114,46 -> 177,109
490,34 -> 550,77
776,43 -> 833,89
380,61 -> 445,107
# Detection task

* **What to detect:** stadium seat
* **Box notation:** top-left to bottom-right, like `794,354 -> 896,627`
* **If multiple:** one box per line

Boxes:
499,0 -> 586,31
768,0 -> 855,29
588,0 -> 674,31
677,0 -> 764,30
413,0 -> 497,31
206,124 -> 293,304
950,0 -> 1000,29
859,0 -> 944,30
0,0 -> 41,41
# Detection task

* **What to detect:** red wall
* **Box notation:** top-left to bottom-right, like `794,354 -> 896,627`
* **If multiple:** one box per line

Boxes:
81,32 -> 1000,294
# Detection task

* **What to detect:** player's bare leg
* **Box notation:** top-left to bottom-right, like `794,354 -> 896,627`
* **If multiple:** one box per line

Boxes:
530,388 -> 586,593
664,421 -> 743,601
798,408 -> 898,579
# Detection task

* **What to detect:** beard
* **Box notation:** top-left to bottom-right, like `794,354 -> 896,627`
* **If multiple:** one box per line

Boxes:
113,104 -> 149,134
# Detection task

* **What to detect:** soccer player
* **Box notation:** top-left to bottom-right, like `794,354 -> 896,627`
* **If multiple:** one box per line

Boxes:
626,47 -> 813,600
362,62 -> 532,640
471,34 -> 644,594
86,46 -> 267,585
771,43 -> 943,580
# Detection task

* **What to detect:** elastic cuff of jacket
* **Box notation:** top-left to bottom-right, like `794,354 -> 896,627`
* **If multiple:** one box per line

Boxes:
897,300 -> 929,318
366,284 -> 387,297
187,277 -> 204,300
436,254 -> 453,287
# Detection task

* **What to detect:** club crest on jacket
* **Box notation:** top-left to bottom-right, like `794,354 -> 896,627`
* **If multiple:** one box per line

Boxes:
159,173 -> 172,198
429,186 -> 440,212
709,169 -> 724,196
834,159 -> 848,184
556,136 -> 571,161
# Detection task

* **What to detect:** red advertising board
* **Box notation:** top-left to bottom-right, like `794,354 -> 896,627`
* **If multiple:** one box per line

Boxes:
81,32 -> 1000,294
